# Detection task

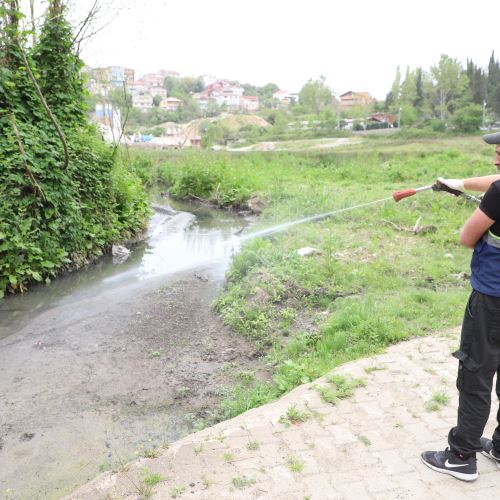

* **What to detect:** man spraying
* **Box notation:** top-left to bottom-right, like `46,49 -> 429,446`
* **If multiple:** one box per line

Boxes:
421,131 -> 500,481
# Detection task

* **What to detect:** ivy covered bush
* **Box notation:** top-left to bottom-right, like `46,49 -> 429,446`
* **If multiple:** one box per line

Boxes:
0,1 -> 149,296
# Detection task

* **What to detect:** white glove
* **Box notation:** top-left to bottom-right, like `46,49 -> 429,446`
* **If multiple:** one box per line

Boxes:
437,177 -> 465,192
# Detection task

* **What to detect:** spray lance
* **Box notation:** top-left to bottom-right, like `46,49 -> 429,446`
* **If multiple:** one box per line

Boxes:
392,181 -> 482,204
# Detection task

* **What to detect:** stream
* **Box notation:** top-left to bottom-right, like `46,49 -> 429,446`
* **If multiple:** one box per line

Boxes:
0,196 -> 263,499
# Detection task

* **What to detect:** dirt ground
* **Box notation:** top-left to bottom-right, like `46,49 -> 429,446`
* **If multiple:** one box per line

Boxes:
0,269 -> 268,499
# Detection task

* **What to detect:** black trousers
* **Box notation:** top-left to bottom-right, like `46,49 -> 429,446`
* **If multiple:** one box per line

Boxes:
448,290 -> 500,456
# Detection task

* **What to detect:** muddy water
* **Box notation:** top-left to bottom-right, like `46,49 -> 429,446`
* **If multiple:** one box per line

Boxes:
0,198 -> 260,500
0,197 -> 242,340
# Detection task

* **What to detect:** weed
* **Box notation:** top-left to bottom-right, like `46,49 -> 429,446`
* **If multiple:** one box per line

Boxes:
246,440 -> 260,451
132,468 -> 164,498
327,375 -> 366,398
424,367 -> 437,375
314,385 -> 339,405
235,370 -> 255,385
194,443 -> 204,455
170,485 -> 186,498
142,471 -> 163,486
425,391 -> 450,411
223,452 -> 235,462
287,456 -> 304,473
220,361 -> 237,372
231,476 -> 256,489
201,476 -> 213,489
279,404 -> 310,426
315,374 -> 366,404
202,336 -> 214,353
364,364 -> 387,373
142,448 -> 160,459
357,434 -> 372,446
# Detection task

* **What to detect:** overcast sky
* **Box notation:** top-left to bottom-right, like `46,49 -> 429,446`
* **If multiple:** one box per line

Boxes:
58,0 -> 500,99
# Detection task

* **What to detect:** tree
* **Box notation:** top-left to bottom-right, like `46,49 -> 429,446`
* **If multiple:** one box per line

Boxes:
298,76 -> 333,115
152,94 -> 161,107
414,67 -> 425,109
430,54 -> 468,121
452,104 -> 483,132
164,76 -> 204,98
385,66 -> 401,109
466,59 -> 487,106
487,51 -> 500,117
400,67 -> 417,106
31,0 -> 86,128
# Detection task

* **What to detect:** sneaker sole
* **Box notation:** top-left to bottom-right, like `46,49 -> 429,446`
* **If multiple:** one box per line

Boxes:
481,450 -> 500,468
421,456 -> 478,481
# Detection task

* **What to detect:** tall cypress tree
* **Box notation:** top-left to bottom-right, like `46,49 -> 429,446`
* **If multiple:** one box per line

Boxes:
414,67 -> 424,109
487,51 -> 500,117
466,59 -> 487,106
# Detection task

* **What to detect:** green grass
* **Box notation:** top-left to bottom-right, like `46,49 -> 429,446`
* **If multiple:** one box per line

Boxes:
134,135 -> 495,420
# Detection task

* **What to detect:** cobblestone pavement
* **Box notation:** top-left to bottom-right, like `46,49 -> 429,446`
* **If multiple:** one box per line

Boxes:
67,330 -> 500,500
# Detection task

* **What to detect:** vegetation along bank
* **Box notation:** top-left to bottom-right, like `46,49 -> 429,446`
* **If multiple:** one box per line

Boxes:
132,135 -> 494,421
0,3 -> 149,297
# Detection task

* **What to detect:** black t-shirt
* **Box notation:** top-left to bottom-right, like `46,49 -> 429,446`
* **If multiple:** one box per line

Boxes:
479,180 -> 500,237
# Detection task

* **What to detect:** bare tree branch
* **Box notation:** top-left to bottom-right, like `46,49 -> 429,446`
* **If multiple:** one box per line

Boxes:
71,0 -> 99,48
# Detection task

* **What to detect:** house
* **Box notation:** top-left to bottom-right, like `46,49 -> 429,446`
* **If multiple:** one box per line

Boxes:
240,95 -> 259,112
151,87 -> 167,99
94,103 -> 122,143
160,70 -> 181,78
128,79 -> 147,95
272,90 -> 299,105
212,90 -> 241,111
339,91 -> 375,110
368,112 -> 396,126
124,68 -> 135,85
200,74 -> 217,87
143,72 -> 165,88
132,94 -> 154,110
160,97 -> 182,112
192,93 -> 210,111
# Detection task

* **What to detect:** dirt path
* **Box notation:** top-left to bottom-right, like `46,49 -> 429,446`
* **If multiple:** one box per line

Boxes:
67,330 -> 499,500
0,271 -> 267,499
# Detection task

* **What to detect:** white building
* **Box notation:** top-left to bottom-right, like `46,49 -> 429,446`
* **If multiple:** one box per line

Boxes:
132,94 -> 154,110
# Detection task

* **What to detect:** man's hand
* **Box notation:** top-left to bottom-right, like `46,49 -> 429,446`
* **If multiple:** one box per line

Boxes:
437,177 -> 465,192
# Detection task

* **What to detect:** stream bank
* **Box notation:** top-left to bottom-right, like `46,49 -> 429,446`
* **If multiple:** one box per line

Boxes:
0,201 -> 268,499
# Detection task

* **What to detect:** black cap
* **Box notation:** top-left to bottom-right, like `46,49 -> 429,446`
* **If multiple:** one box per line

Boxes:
483,132 -> 500,144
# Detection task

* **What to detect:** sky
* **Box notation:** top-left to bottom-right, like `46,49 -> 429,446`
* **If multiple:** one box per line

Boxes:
35,0 -> 500,100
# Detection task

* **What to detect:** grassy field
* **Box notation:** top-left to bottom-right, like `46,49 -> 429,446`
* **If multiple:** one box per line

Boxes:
130,134 -> 496,422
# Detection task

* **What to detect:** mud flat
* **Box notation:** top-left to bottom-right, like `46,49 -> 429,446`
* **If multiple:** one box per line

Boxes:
0,206 -> 267,499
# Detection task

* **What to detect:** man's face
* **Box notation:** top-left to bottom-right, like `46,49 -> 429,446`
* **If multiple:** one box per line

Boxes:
496,144 -> 500,169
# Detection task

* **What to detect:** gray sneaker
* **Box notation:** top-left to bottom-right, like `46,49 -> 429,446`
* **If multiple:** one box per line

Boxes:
480,437 -> 500,468
421,448 -> 478,481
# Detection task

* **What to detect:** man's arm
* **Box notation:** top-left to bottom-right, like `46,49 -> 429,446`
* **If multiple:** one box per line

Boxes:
463,175 -> 500,192
460,208 -> 495,248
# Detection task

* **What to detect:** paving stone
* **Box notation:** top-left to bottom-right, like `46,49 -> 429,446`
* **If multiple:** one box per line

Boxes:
330,479 -> 372,499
